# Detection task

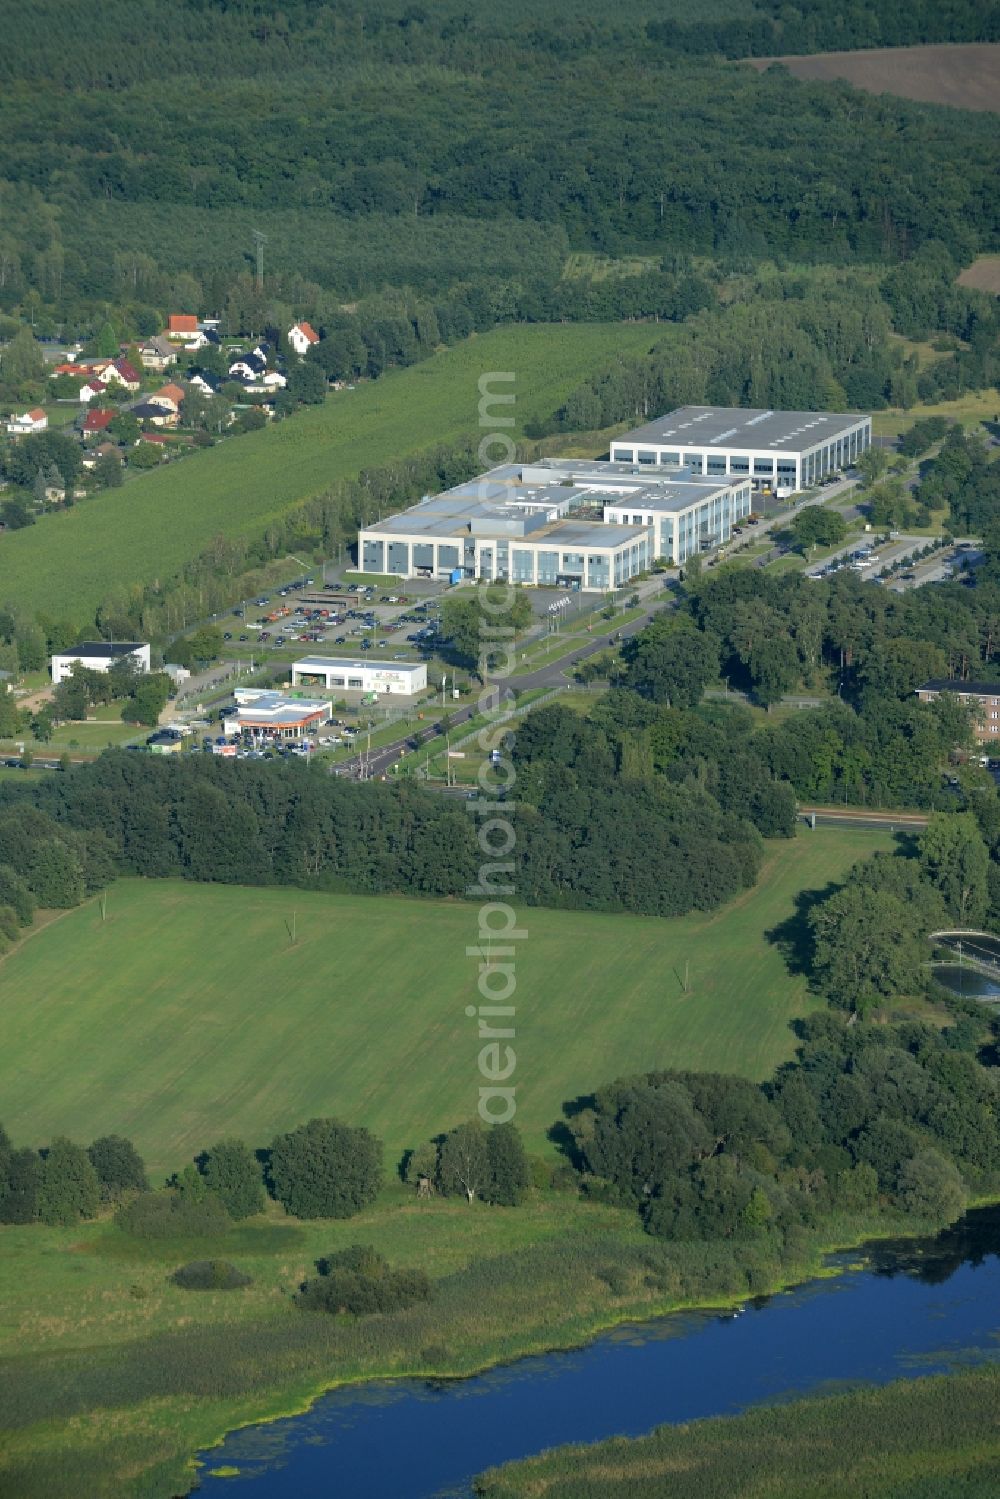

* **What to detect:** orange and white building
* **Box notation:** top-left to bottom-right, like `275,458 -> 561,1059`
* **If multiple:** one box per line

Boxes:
222,689 -> 331,741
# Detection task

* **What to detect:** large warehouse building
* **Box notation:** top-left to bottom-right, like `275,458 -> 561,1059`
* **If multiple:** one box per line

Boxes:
609,405 -> 871,496
357,457 -> 753,584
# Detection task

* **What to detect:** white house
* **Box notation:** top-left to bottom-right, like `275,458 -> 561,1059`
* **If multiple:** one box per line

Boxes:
51,641 -> 151,684
6,408 -> 48,435
288,321 -> 320,357
79,378 -> 109,403
229,355 -> 266,381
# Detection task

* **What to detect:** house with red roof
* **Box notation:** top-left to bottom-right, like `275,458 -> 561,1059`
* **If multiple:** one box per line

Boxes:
6,408 -> 48,436
167,314 -> 199,338
79,377 -> 109,403
288,321 -> 320,357
105,357 -> 141,392
151,382 -> 186,411
82,408 -> 116,438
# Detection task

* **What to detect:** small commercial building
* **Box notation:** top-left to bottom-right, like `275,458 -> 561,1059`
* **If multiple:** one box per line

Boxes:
51,641 -> 151,684
916,680 -> 1000,741
222,689 -> 331,741
291,657 -> 428,696
610,405 -> 871,496
146,728 -> 184,754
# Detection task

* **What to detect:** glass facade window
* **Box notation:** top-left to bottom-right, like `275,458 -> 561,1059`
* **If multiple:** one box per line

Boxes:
437,543 -> 459,570
412,543 -> 434,569
730,455 -> 749,474
362,539 -> 385,572
348,677 -> 363,688
479,547 -> 494,579
753,457 -> 774,476
613,448 -> 634,463
706,456 -> 727,475
536,550 -> 558,584
386,541 -> 409,573
587,554 -> 610,589
560,553 -> 585,574
638,449 -> 657,464
662,451 -> 680,465
512,549 -> 534,583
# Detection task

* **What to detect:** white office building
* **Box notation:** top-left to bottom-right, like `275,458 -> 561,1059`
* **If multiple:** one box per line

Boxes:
609,406 -> 871,496
356,458 -> 751,585
51,641 -> 151,684
291,657 -> 428,696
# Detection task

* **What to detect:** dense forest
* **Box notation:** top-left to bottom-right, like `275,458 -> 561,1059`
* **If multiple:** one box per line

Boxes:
0,0 -> 998,344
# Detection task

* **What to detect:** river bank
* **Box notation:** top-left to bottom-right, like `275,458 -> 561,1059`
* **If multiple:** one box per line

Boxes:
1,1188 -> 989,1498
193,1204 -> 1000,1496
183,1204 -> 975,1497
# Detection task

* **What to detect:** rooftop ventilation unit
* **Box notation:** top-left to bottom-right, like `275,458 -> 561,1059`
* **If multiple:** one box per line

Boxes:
745,411 -> 774,427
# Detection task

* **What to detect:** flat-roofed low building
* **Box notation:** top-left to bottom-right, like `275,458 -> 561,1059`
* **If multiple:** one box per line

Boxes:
222,689 -> 331,741
291,657 -> 428,696
51,641 -> 151,684
609,405 -> 871,496
915,679 -> 1000,740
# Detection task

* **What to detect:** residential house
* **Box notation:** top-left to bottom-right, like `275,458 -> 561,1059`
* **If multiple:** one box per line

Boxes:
105,357 -> 141,393
167,314 -> 199,339
151,382 -> 186,412
188,370 -> 222,396
81,440 -> 122,471
79,378 -> 109,403
288,321 -> 320,356
229,354 -> 266,381
6,408 -> 48,435
132,400 -> 178,429
138,335 -> 178,372
82,408 -> 116,439
138,430 -> 172,446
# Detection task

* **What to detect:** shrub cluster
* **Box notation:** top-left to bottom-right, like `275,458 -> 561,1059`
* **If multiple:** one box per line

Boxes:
296,1245 -> 432,1317
171,1260 -> 252,1292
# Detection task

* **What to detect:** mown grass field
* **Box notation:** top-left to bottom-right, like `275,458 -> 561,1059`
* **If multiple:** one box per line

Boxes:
0,827 -> 887,1176
744,43 -> 1000,112
0,322 -> 659,625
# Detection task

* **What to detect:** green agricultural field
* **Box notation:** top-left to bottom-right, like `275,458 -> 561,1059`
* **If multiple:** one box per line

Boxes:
0,323 -> 659,626
0,827 -> 888,1177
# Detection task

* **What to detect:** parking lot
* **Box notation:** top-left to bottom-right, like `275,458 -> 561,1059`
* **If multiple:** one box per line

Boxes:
218,575 -> 450,666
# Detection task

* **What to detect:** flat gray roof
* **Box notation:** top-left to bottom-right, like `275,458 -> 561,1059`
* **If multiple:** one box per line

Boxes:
602,479 -> 733,514
613,405 -> 869,453
293,656 -> 424,673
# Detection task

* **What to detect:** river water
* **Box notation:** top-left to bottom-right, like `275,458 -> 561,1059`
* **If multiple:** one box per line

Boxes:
193,1206 -> 1000,1498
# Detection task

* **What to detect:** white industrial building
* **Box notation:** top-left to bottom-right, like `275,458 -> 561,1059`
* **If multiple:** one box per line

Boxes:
51,641 -> 151,684
356,457 -> 753,584
609,406 -> 871,496
291,657 -> 428,696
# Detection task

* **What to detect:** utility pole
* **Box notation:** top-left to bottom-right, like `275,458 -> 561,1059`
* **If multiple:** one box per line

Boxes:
252,229 -> 267,293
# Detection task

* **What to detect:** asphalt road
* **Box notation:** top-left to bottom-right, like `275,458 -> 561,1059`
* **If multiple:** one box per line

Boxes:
798,806 -> 929,831
340,597 -> 669,779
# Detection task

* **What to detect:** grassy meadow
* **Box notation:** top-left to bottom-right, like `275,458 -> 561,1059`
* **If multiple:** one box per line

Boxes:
0,827 -> 888,1177
0,825 -> 896,1498
0,323 -> 659,625
475,1367 -> 1000,1498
